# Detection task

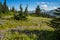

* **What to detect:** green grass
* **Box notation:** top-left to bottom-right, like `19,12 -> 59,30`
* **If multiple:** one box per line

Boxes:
2,29 -> 55,40
0,16 -> 54,31
0,15 -> 55,40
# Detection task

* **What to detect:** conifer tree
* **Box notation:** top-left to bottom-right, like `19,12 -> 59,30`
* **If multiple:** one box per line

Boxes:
0,2 -> 2,13
0,2 -> 2,18
11,6 -> 15,12
19,4 -> 26,20
2,0 -> 9,13
24,4 -> 28,16
50,8 -> 60,40
13,6 -> 19,20
19,4 -> 23,16
35,5 -> 41,16
14,4 -> 26,20
19,4 -> 23,19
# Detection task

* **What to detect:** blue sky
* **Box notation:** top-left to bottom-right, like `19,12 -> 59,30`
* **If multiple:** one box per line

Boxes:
0,0 -> 60,11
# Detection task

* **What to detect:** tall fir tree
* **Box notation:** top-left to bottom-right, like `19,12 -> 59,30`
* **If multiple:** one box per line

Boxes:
0,2 -> 2,13
0,2 -> 3,18
19,4 -> 23,19
35,5 -> 41,16
11,6 -> 15,12
2,0 -> 9,13
19,4 -> 23,18
50,8 -> 60,40
19,4 -> 26,20
24,4 -> 28,16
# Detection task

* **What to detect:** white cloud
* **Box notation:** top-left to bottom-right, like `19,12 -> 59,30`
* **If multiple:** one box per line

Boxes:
36,2 -> 54,5
41,2 -> 46,4
36,2 -> 46,5
48,6 -> 57,10
53,6 -> 57,9
8,7 -> 10,10
41,4 -> 48,10
36,2 -> 57,10
40,5 -> 57,10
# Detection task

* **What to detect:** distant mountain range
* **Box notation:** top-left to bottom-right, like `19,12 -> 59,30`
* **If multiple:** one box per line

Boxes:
42,10 -> 55,16
28,9 -> 55,16
28,10 -> 35,13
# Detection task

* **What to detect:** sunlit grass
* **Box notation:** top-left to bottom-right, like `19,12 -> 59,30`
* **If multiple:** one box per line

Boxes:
0,16 -> 55,40
0,16 -> 54,31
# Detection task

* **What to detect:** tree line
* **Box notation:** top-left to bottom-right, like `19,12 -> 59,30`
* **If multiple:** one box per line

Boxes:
0,0 -> 53,20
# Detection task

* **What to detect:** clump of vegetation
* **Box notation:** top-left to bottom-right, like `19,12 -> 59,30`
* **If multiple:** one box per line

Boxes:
50,8 -> 60,40
2,30 -> 55,40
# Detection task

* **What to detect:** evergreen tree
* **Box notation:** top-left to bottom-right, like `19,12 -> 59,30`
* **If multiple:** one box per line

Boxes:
19,4 -> 23,19
50,8 -> 60,40
2,0 -> 9,13
19,4 -> 23,14
0,2 -> 2,18
13,6 -> 19,20
0,2 -> 2,13
14,4 -> 26,20
24,4 -> 28,16
11,6 -> 15,12
19,4 -> 26,20
35,5 -> 41,16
